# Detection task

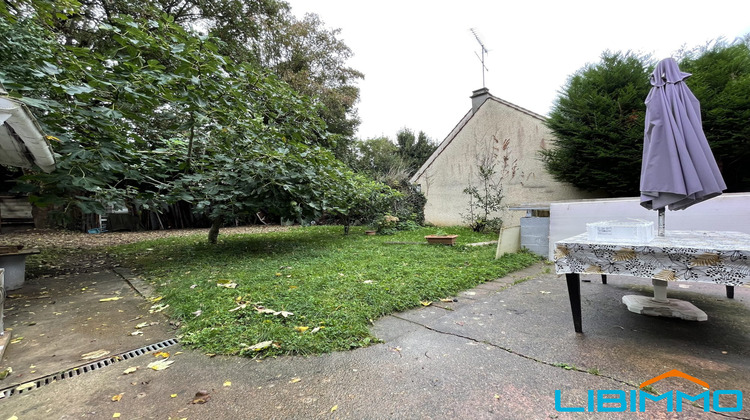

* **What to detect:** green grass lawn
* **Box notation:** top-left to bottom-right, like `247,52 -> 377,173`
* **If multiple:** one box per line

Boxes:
112,225 -> 540,357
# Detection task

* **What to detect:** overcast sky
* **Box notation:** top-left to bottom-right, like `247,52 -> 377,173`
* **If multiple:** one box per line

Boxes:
285,1 -> 750,143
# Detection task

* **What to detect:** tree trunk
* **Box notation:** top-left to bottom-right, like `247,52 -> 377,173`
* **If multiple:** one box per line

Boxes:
208,217 -> 222,244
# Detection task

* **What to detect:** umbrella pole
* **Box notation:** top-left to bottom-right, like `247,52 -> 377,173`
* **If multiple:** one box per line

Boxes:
658,207 -> 665,237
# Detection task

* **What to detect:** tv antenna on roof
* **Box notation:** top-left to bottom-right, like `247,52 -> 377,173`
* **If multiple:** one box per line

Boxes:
470,28 -> 489,88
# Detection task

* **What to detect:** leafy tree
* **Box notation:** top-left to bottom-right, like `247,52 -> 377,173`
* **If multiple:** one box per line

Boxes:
2,5 -> 389,242
395,128 -> 438,174
271,12 -> 363,155
461,163 -> 504,233
15,0 -> 364,150
349,129 -> 437,181
540,51 -> 651,197
350,137 -> 407,179
680,37 -> 750,192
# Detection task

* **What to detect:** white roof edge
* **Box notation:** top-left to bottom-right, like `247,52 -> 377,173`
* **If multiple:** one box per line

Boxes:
0,96 -> 56,173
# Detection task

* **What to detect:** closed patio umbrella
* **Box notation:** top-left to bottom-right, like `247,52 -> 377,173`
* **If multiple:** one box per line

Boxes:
627,58 -> 728,320
640,57 -> 726,232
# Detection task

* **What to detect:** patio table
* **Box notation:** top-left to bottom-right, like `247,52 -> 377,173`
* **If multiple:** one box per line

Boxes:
554,230 -> 750,333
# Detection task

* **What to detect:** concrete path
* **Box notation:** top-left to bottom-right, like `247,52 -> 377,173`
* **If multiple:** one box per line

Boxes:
1,263 -> 749,419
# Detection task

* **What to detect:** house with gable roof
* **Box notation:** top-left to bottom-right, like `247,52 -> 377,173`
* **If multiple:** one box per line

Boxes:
410,88 -> 597,231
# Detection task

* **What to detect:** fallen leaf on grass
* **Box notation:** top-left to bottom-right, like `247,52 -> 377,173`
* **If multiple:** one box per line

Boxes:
191,390 -> 211,404
111,393 -> 123,402
294,326 -> 309,333
216,279 -> 237,288
122,367 -> 138,375
149,303 -> 169,313
253,306 -> 293,317
228,304 -> 247,312
99,297 -> 122,302
311,326 -> 323,334
192,309 -> 202,317
150,296 -> 163,303
147,360 -> 174,371
82,349 -> 110,360
247,341 -> 273,351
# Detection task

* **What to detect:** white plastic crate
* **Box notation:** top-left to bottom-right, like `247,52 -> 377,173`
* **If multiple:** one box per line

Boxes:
586,220 -> 654,243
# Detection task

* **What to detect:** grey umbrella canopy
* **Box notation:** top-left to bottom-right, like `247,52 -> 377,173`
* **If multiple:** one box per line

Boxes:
640,58 -> 726,212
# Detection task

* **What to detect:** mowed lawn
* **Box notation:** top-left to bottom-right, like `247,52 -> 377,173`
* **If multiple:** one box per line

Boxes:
112,225 -> 540,357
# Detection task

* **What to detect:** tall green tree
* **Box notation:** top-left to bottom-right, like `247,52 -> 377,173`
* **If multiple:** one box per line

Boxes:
540,51 -> 652,196
10,0 -> 365,149
395,128 -> 437,174
680,37 -> 750,192
2,4 -> 392,242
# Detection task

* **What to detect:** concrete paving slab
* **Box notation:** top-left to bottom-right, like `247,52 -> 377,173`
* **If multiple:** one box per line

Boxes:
1,262 -> 747,419
1,269 -> 175,384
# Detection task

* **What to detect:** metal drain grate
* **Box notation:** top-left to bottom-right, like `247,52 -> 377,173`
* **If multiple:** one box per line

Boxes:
0,338 -> 179,399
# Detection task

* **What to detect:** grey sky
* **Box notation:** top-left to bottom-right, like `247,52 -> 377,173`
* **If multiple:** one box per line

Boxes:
286,1 -> 750,143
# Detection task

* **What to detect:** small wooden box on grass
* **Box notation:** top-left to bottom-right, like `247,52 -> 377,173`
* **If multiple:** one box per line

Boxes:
425,235 -> 458,246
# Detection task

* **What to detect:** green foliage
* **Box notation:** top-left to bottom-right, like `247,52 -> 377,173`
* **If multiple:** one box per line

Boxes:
2,8 -> 390,241
112,225 -> 539,356
272,13 -> 364,148
680,37 -> 750,192
396,128 -> 438,174
374,214 -> 400,235
542,41 -> 750,195
349,129 -> 437,180
325,173 -> 402,234
541,51 -> 652,196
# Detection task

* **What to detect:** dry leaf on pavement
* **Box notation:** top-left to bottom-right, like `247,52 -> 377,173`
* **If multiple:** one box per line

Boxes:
147,360 -> 174,371
81,349 -> 110,360
191,390 -> 211,404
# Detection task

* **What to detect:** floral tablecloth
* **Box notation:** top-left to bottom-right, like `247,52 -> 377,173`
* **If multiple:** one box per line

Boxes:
554,230 -> 750,286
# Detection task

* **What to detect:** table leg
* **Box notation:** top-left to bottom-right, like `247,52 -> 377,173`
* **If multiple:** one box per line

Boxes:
565,273 -> 582,333
601,274 -> 607,284
726,286 -> 734,299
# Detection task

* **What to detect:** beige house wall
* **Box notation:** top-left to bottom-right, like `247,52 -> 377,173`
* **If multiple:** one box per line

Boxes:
411,92 -> 596,228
